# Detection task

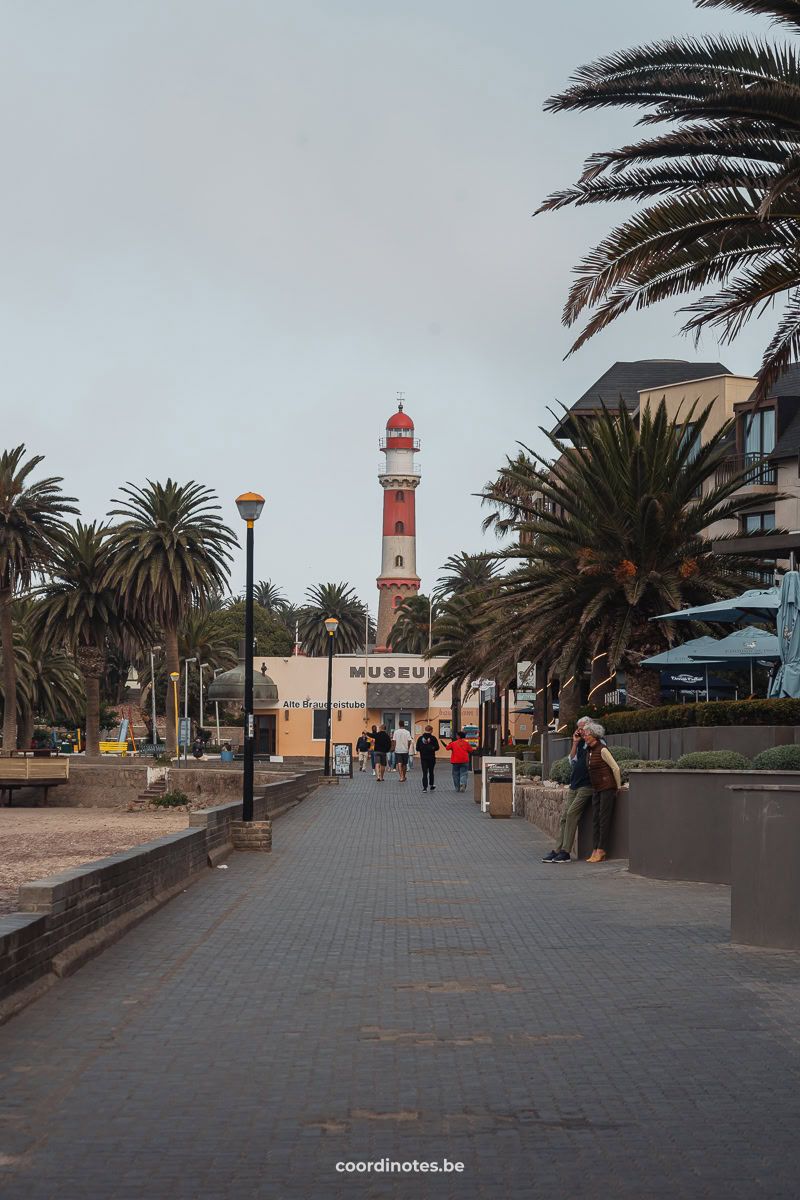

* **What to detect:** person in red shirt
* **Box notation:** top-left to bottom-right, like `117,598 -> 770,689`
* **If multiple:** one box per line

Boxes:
442,730 -> 472,792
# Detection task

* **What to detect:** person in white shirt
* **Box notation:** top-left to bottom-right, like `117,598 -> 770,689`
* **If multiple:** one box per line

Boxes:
392,722 -> 413,782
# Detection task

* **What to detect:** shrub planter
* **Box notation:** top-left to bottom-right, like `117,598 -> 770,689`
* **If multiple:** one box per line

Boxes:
730,784 -> 800,950
628,770 -> 800,885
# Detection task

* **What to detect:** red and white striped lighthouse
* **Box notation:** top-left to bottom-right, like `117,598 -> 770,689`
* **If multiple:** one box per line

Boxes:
376,401 -> 421,648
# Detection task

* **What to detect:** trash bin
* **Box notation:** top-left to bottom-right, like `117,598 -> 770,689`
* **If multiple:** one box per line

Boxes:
472,755 -> 483,805
488,771 -> 513,819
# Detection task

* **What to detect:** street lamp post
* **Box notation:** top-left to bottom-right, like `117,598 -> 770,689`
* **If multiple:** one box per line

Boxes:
199,662 -> 209,730
183,658 -> 197,765
150,645 -> 161,748
323,617 -> 339,776
236,492 -> 266,821
169,671 -> 180,765
213,668 -> 223,748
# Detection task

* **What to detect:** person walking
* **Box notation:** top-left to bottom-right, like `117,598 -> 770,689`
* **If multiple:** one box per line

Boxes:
356,732 -> 371,772
392,721 -> 413,782
583,721 -> 621,862
368,725 -> 378,776
442,730 -> 472,792
373,724 -> 392,782
542,716 -> 592,863
416,725 -> 439,792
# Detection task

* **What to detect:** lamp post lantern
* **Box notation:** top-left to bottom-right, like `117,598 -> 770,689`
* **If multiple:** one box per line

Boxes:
323,617 -> 339,776
236,491 -> 265,821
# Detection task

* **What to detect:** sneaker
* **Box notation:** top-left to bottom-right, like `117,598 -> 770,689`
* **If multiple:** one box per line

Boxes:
541,850 -> 557,862
552,851 -> 571,863
430,786 -> 436,791
422,787 -> 427,792
372,770 -> 376,776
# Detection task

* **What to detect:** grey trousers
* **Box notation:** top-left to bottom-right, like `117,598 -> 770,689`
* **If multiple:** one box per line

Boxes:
555,785 -> 593,853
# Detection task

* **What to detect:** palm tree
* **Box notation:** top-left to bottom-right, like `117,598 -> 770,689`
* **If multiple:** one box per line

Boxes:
298,582 -> 372,655
254,580 -> 287,611
105,480 -> 237,755
435,552 -> 500,599
538,0 -> 800,400
387,595 -> 438,653
477,398 -> 777,707
35,522 -> 150,755
10,600 -> 84,747
179,609 -> 238,670
425,593 -> 487,694
0,446 -> 78,749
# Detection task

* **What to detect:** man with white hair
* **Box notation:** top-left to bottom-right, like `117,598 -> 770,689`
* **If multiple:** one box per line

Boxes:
542,715 -> 593,864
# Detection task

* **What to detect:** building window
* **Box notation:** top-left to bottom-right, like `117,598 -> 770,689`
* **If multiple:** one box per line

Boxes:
744,408 -> 777,483
743,511 -> 776,533
312,709 -> 328,740
395,491 -> 404,502
393,594 -> 404,609
395,520 -> 404,533
395,554 -> 404,567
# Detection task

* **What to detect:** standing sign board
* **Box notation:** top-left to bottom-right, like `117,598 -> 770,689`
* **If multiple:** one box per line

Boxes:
516,661 -> 537,704
333,743 -> 353,778
480,756 -> 517,814
178,718 -> 191,747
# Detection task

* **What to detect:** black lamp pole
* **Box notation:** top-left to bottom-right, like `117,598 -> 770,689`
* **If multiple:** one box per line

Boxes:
243,519 -> 255,821
324,631 -> 334,776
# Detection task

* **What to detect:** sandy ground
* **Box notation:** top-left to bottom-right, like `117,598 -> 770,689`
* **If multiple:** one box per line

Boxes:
0,809 -> 188,915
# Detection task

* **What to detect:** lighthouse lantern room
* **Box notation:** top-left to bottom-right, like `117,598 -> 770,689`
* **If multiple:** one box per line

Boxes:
376,401 -> 421,648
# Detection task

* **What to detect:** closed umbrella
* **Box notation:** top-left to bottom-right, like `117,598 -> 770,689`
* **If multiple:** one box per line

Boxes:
652,588 -> 779,624
770,571 -> 800,698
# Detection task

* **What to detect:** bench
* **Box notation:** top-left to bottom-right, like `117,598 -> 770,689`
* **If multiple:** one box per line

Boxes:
0,756 -> 70,806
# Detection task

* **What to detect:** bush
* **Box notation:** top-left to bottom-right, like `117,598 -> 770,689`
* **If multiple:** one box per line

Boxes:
549,756 -> 572,784
619,758 -> 675,783
675,751 -> 750,770
601,698 -> 800,735
518,762 -> 543,779
604,745 -> 642,762
151,788 -> 189,808
749,745 -> 800,771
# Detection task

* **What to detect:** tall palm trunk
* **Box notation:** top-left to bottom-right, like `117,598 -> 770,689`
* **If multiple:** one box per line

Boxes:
588,650 -> 611,705
18,706 -> 34,750
624,665 -> 663,710
557,670 -> 582,727
75,644 -> 105,756
165,624 -> 179,757
0,584 -> 16,751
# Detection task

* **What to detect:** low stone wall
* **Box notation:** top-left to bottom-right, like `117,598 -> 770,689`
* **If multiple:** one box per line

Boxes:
0,771 -> 321,1018
547,725 -> 800,771
518,782 -> 629,860
15,760 -> 320,810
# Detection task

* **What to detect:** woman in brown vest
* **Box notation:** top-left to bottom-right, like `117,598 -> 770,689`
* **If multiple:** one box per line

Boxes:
583,722 -> 621,863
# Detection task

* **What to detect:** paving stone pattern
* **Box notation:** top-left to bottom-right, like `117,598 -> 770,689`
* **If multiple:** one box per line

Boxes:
1,769 -> 800,1198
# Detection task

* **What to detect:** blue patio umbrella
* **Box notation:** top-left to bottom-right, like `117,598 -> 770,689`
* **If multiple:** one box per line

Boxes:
640,636 -> 732,702
652,588 -> 779,624
770,571 -> 800,698
689,625 -> 780,695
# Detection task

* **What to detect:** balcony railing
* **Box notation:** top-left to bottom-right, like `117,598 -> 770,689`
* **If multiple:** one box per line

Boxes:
715,452 -> 776,487
378,460 -> 421,478
379,436 -> 420,451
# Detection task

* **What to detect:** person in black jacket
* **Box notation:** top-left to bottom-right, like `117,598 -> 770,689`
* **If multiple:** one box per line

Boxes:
373,725 -> 392,781
415,725 -> 440,793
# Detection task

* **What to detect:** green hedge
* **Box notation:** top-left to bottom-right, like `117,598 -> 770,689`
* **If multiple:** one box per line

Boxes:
620,759 -> 675,782
600,698 -> 800,734
749,745 -> 800,771
675,751 -> 750,770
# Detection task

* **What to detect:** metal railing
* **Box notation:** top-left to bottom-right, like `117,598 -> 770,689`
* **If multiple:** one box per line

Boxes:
379,436 -> 420,451
715,452 -> 776,487
378,460 -> 421,478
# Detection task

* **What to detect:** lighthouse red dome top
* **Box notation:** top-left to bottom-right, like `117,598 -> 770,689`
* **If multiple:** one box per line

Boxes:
386,402 -> 414,432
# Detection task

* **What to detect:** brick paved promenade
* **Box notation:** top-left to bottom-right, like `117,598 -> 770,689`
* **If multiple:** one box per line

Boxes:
1,769 -> 800,1198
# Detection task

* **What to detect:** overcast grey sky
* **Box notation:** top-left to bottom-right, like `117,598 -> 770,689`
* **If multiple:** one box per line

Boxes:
1,0 -> 773,612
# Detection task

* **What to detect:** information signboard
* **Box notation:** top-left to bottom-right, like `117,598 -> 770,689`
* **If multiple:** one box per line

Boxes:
516,661 -> 537,703
480,756 -> 517,814
333,743 -> 353,778
178,718 -> 191,747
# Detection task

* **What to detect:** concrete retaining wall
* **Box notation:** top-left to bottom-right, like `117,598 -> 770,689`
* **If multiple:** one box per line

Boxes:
627,770 -> 800,885
0,771 -> 321,1017
730,784 -> 800,950
547,725 -> 800,772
